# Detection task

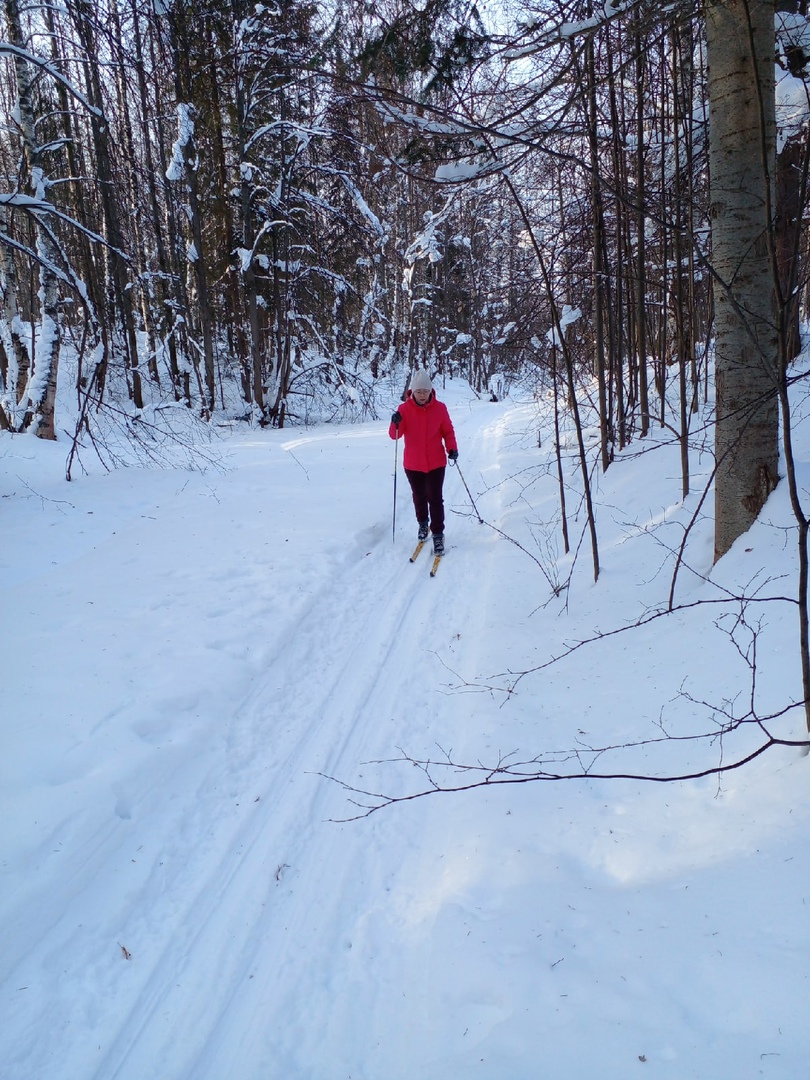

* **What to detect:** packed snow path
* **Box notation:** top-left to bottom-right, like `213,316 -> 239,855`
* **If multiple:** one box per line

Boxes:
3,384 -> 810,1079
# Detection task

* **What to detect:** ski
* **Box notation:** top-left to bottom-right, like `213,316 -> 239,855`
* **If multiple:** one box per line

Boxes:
429,554 -> 442,577
409,540 -> 426,563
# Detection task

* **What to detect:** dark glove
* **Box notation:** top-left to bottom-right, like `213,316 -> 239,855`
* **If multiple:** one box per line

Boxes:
448,449 -> 459,461
391,411 -> 402,425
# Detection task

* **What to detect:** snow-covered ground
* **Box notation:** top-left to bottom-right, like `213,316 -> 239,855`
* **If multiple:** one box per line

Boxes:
2,373 -> 809,1079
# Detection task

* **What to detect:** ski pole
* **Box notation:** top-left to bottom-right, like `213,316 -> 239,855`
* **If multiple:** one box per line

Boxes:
392,423 -> 399,542
451,459 -> 483,524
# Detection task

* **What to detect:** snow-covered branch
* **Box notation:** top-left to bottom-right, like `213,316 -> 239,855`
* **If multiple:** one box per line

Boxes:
0,40 -> 103,118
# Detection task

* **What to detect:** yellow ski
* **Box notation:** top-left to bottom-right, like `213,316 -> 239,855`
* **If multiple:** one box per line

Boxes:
409,540 -> 426,563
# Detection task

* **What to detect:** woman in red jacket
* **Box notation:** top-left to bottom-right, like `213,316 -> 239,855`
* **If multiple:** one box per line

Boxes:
389,369 -> 458,555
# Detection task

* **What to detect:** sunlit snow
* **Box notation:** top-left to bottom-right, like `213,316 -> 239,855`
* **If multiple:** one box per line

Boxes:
2,367 -> 809,1079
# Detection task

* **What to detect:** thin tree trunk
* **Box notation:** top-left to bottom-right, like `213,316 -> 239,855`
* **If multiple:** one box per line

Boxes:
607,41 -> 626,450
635,27 -> 650,438
584,36 -> 611,473
551,344 -> 570,555
111,0 -> 160,385
503,171 -> 600,581
144,9 -> 189,403
72,0 -> 143,410
672,27 -> 690,498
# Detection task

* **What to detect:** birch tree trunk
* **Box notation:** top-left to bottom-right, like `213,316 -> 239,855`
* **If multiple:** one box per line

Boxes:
708,0 -> 779,561
0,202 -> 32,421
3,0 -> 61,439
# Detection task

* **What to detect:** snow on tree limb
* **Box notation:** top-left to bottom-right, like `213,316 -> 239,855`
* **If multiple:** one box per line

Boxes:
166,103 -> 198,181
0,195 -> 127,257
339,174 -> 385,239
0,41 -> 102,119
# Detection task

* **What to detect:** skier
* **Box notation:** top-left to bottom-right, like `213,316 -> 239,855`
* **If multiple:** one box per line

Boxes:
390,369 -> 458,556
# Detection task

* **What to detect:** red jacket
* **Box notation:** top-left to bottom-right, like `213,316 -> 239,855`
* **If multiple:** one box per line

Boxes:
389,390 -> 458,472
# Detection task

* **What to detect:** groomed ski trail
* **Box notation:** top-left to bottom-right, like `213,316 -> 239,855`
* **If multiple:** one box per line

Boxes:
5,392 -> 522,1080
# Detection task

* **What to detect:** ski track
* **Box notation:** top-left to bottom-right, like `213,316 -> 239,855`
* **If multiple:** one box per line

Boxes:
7,393 -> 810,1080
5,399 -> 508,1080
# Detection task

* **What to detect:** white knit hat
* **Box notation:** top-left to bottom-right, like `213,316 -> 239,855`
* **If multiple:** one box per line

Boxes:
411,370 -> 433,392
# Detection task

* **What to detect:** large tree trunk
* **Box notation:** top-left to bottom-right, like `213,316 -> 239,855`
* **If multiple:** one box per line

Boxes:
234,65 -> 265,414
708,0 -> 779,561
166,0 -> 217,415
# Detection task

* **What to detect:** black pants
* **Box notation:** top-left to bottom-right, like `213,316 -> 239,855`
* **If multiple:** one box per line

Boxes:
405,466 -> 446,535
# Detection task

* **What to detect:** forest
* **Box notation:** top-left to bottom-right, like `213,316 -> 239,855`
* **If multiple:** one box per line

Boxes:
4,7 -> 810,1071
1,1 -> 809,550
